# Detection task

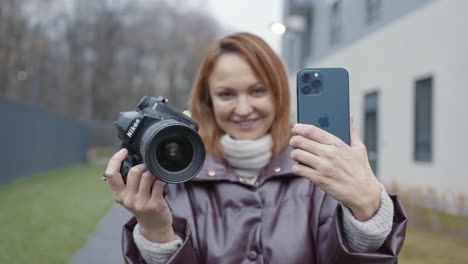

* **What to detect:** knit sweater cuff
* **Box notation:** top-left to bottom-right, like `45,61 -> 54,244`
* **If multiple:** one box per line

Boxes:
340,183 -> 394,252
133,223 -> 183,264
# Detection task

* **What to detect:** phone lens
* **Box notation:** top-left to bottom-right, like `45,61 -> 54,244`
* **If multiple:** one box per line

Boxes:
312,79 -> 321,89
301,85 -> 312,94
301,73 -> 311,82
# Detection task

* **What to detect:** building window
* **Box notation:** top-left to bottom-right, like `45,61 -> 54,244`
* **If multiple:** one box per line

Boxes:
364,91 -> 379,174
414,77 -> 433,162
329,0 -> 342,45
366,0 -> 382,24
283,10 -> 313,72
299,11 -> 312,67
284,34 -> 302,73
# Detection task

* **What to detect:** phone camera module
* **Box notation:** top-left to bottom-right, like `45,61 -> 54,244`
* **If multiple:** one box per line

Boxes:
312,79 -> 321,89
301,73 -> 311,82
301,84 -> 312,95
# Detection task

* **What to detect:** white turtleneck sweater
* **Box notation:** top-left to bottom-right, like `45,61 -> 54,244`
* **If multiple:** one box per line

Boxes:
220,134 -> 273,184
133,134 -> 394,263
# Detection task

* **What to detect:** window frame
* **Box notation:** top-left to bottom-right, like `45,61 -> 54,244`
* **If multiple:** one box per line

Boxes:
413,76 -> 434,162
366,0 -> 382,24
329,0 -> 343,45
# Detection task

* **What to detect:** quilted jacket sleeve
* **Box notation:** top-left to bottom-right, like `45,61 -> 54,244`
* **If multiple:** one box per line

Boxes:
121,184 -> 202,264
316,194 -> 407,264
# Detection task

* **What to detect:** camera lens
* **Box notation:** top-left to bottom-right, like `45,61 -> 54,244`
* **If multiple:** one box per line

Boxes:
312,78 -> 321,89
157,138 -> 193,172
301,84 -> 312,94
301,73 -> 311,82
140,120 -> 205,183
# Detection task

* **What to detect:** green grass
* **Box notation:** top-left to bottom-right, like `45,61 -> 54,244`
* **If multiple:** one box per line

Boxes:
0,164 -> 115,264
400,227 -> 468,264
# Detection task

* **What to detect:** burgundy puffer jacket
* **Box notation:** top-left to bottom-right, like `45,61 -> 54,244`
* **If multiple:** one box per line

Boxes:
122,147 -> 407,264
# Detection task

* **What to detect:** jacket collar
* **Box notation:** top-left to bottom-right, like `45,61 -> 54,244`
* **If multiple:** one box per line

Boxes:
191,146 -> 296,184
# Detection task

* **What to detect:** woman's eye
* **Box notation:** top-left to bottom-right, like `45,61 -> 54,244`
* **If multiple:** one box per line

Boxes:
251,87 -> 266,97
218,91 -> 235,99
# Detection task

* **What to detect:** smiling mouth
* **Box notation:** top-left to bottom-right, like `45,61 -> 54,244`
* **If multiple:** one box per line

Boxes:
233,118 -> 260,129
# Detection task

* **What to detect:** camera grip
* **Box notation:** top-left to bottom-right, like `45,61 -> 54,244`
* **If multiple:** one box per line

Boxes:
120,153 -> 169,198
120,154 -> 134,180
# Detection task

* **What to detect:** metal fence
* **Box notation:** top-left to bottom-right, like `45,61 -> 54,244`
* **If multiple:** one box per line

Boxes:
85,119 -> 120,148
0,99 -> 90,186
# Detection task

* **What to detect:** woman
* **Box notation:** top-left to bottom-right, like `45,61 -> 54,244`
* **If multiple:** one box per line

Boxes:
104,32 -> 407,263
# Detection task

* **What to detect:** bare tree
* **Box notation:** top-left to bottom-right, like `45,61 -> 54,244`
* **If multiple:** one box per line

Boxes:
0,0 -> 29,100
0,0 -> 222,122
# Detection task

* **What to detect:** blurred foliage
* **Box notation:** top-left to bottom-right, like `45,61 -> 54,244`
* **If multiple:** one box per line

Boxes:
388,181 -> 468,240
0,0 -> 221,120
411,205 -> 468,233
400,228 -> 468,264
0,164 -> 112,264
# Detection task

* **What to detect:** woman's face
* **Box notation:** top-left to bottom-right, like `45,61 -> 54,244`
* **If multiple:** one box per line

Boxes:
208,53 -> 275,140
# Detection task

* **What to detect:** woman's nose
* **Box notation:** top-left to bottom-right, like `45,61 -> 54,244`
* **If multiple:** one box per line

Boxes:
234,97 -> 253,116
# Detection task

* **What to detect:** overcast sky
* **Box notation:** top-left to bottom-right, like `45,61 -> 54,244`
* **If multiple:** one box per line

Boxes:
205,0 -> 284,53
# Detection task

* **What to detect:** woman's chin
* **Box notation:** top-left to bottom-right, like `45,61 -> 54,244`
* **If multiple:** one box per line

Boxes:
226,131 -> 267,141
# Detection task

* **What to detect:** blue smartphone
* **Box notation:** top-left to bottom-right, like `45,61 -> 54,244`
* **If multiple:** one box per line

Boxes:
296,68 -> 350,145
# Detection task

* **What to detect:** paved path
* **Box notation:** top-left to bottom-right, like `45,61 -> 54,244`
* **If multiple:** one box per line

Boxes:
69,205 -> 132,264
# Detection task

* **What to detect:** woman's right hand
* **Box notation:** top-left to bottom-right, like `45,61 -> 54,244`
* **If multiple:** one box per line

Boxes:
104,148 -> 176,243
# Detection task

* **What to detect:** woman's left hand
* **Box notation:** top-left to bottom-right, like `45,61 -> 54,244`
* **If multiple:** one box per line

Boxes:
289,116 -> 382,221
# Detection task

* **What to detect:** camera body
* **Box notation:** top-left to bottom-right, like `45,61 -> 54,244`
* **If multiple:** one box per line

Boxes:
115,96 -> 206,183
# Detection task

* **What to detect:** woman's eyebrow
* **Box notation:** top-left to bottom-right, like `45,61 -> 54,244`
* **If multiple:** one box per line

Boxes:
214,86 -> 233,90
248,82 -> 262,89
214,82 -> 262,90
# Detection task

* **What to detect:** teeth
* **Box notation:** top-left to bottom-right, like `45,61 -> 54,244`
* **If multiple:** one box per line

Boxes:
236,119 -> 257,127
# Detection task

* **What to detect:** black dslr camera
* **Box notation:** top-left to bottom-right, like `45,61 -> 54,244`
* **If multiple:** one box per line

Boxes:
114,96 -> 206,183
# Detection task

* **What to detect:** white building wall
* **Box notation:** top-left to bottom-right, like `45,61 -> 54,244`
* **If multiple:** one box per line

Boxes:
300,0 -> 468,198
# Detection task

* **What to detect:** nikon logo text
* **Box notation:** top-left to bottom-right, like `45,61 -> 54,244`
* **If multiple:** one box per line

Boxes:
126,119 -> 141,138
